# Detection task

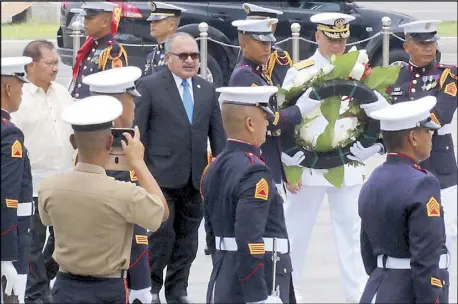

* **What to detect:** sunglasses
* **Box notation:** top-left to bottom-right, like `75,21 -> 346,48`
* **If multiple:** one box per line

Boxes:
168,52 -> 200,61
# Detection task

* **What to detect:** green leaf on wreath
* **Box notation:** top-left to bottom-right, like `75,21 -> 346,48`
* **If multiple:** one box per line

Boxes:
324,51 -> 359,80
282,165 -> 305,186
362,65 -> 401,91
320,96 -> 341,123
315,123 -> 335,152
324,165 -> 345,188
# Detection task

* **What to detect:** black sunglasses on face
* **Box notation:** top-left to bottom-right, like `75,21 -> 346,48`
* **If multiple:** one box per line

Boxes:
168,52 -> 200,61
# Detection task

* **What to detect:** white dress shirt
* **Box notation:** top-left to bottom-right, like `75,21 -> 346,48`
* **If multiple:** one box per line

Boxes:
11,81 -> 75,197
171,72 -> 194,104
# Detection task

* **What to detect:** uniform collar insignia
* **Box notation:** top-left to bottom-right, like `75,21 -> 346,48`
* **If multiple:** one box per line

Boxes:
408,61 -> 436,74
242,57 -> 264,74
94,33 -> 114,46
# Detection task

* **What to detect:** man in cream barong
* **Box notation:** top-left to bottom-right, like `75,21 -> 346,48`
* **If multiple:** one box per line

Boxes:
281,12 -> 390,302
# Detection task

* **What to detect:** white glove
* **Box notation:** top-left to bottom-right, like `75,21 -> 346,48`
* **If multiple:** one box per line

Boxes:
129,287 -> 153,304
347,141 -> 382,162
360,90 -> 390,116
281,151 -> 305,167
15,274 -> 27,303
264,295 -> 283,304
1,261 -> 19,296
295,87 -> 321,117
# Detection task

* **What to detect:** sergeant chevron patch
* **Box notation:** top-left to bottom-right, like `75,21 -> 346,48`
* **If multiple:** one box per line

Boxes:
248,243 -> 265,255
5,199 -> 18,208
130,170 -> 138,182
431,277 -> 443,288
11,140 -> 22,158
445,82 -> 457,97
135,235 -> 148,245
254,178 -> 269,200
426,197 -> 440,217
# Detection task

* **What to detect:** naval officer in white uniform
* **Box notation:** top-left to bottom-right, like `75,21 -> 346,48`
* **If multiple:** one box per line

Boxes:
281,12 -> 389,303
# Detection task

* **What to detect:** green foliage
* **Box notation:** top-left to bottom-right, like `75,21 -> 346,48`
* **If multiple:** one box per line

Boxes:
282,165 -> 304,186
324,166 -> 345,188
325,51 -> 359,80
362,65 -> 401,92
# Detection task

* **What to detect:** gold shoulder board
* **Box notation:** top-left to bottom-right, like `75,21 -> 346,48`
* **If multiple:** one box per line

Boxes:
294,58 -> 314,71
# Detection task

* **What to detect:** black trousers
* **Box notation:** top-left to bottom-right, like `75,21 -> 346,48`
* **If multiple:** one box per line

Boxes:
25,197 -> 58,304
51,272 -> 127,304
148,181 -> 203,299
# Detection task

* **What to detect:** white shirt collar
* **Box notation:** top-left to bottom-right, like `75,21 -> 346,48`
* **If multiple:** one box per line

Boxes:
171,72 -> 192,88
24,81 -> 55,96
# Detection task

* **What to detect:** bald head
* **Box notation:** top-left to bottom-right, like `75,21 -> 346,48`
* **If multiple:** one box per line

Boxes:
221,103 -> 268,147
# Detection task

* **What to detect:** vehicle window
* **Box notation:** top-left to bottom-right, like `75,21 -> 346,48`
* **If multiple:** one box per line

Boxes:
286,0 -> 341,11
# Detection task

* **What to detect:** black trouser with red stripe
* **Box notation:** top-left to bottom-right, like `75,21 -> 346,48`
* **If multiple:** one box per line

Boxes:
51,272 -> 127,304
25,197 -> 58,304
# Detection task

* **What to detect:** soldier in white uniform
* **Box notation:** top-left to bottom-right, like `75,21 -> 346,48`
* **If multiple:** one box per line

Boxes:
281,13 -> 389,302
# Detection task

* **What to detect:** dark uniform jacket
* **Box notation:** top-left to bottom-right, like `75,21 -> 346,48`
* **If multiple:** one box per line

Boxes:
143,42 -> 167,76
106,169 -> 151,291
265,46 -> 292,87
71,33 -> 128,99
201,139 -> 292,303
389,62 -> 457,189
359,153 -> 448,303
1,109 -> 33,274
228,57 -> 302,184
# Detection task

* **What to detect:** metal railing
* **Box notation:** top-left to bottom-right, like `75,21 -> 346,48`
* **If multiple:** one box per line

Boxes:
69,17 -> 397,69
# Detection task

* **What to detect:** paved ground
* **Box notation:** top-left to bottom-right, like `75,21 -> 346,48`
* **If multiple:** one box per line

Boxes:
2,34 -> 457,302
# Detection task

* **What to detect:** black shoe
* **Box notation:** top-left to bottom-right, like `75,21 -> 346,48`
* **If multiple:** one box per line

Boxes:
166,296 -> 190,304
151,293 -> 161,304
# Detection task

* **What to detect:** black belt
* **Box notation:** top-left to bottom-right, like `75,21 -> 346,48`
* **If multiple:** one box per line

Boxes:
58,270 -> 127,281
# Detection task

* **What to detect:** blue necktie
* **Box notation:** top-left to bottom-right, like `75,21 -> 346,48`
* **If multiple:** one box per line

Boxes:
181,79 -> 193,123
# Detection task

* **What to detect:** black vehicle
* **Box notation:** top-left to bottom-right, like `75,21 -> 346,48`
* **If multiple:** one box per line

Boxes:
57,1 -> 420,87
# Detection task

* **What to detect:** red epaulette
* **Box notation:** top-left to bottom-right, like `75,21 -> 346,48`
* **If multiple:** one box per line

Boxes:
412,164 -> 428,175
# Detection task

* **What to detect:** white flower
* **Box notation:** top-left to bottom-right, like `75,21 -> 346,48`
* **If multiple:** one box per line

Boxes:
349,62 -> 365,81
357,49 -> 369,64
299,116 -> 328,146
321,64 -> 334,75
303,105 -> 322,120
331,118 -> 359,147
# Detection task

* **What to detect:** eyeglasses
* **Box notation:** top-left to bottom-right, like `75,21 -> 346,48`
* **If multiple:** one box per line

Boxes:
34,60 -> 60,68
168,52 -> 200,61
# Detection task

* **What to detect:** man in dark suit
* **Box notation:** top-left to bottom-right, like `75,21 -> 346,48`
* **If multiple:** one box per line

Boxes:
134,32 -> 226,304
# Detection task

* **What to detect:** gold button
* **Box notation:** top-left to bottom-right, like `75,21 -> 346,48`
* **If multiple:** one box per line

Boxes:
416,74 -> 420,78
284,268 -> 287,273
83,66 -> 87,70
446,146 -> 449,150
75,93 -> 79,97
90,69 -> 93,72
157,51 -> 160,54
77,84 -> 81,88
92,48 -> 95,52
87,57 -> 91,61
412,80 -> 417,84
411,88 -> 416,93
394,97 -> 398,101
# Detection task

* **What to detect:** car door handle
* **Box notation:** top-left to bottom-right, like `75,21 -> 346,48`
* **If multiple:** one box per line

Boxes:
212,12 -> 230,21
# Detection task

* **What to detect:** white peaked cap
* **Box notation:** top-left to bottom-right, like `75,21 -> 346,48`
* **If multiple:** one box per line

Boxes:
216,86 -> 278,115
369,96 -> 440,131
61,96 -> 123,132
83,66 -> 142,97
1,56 -> 32,82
